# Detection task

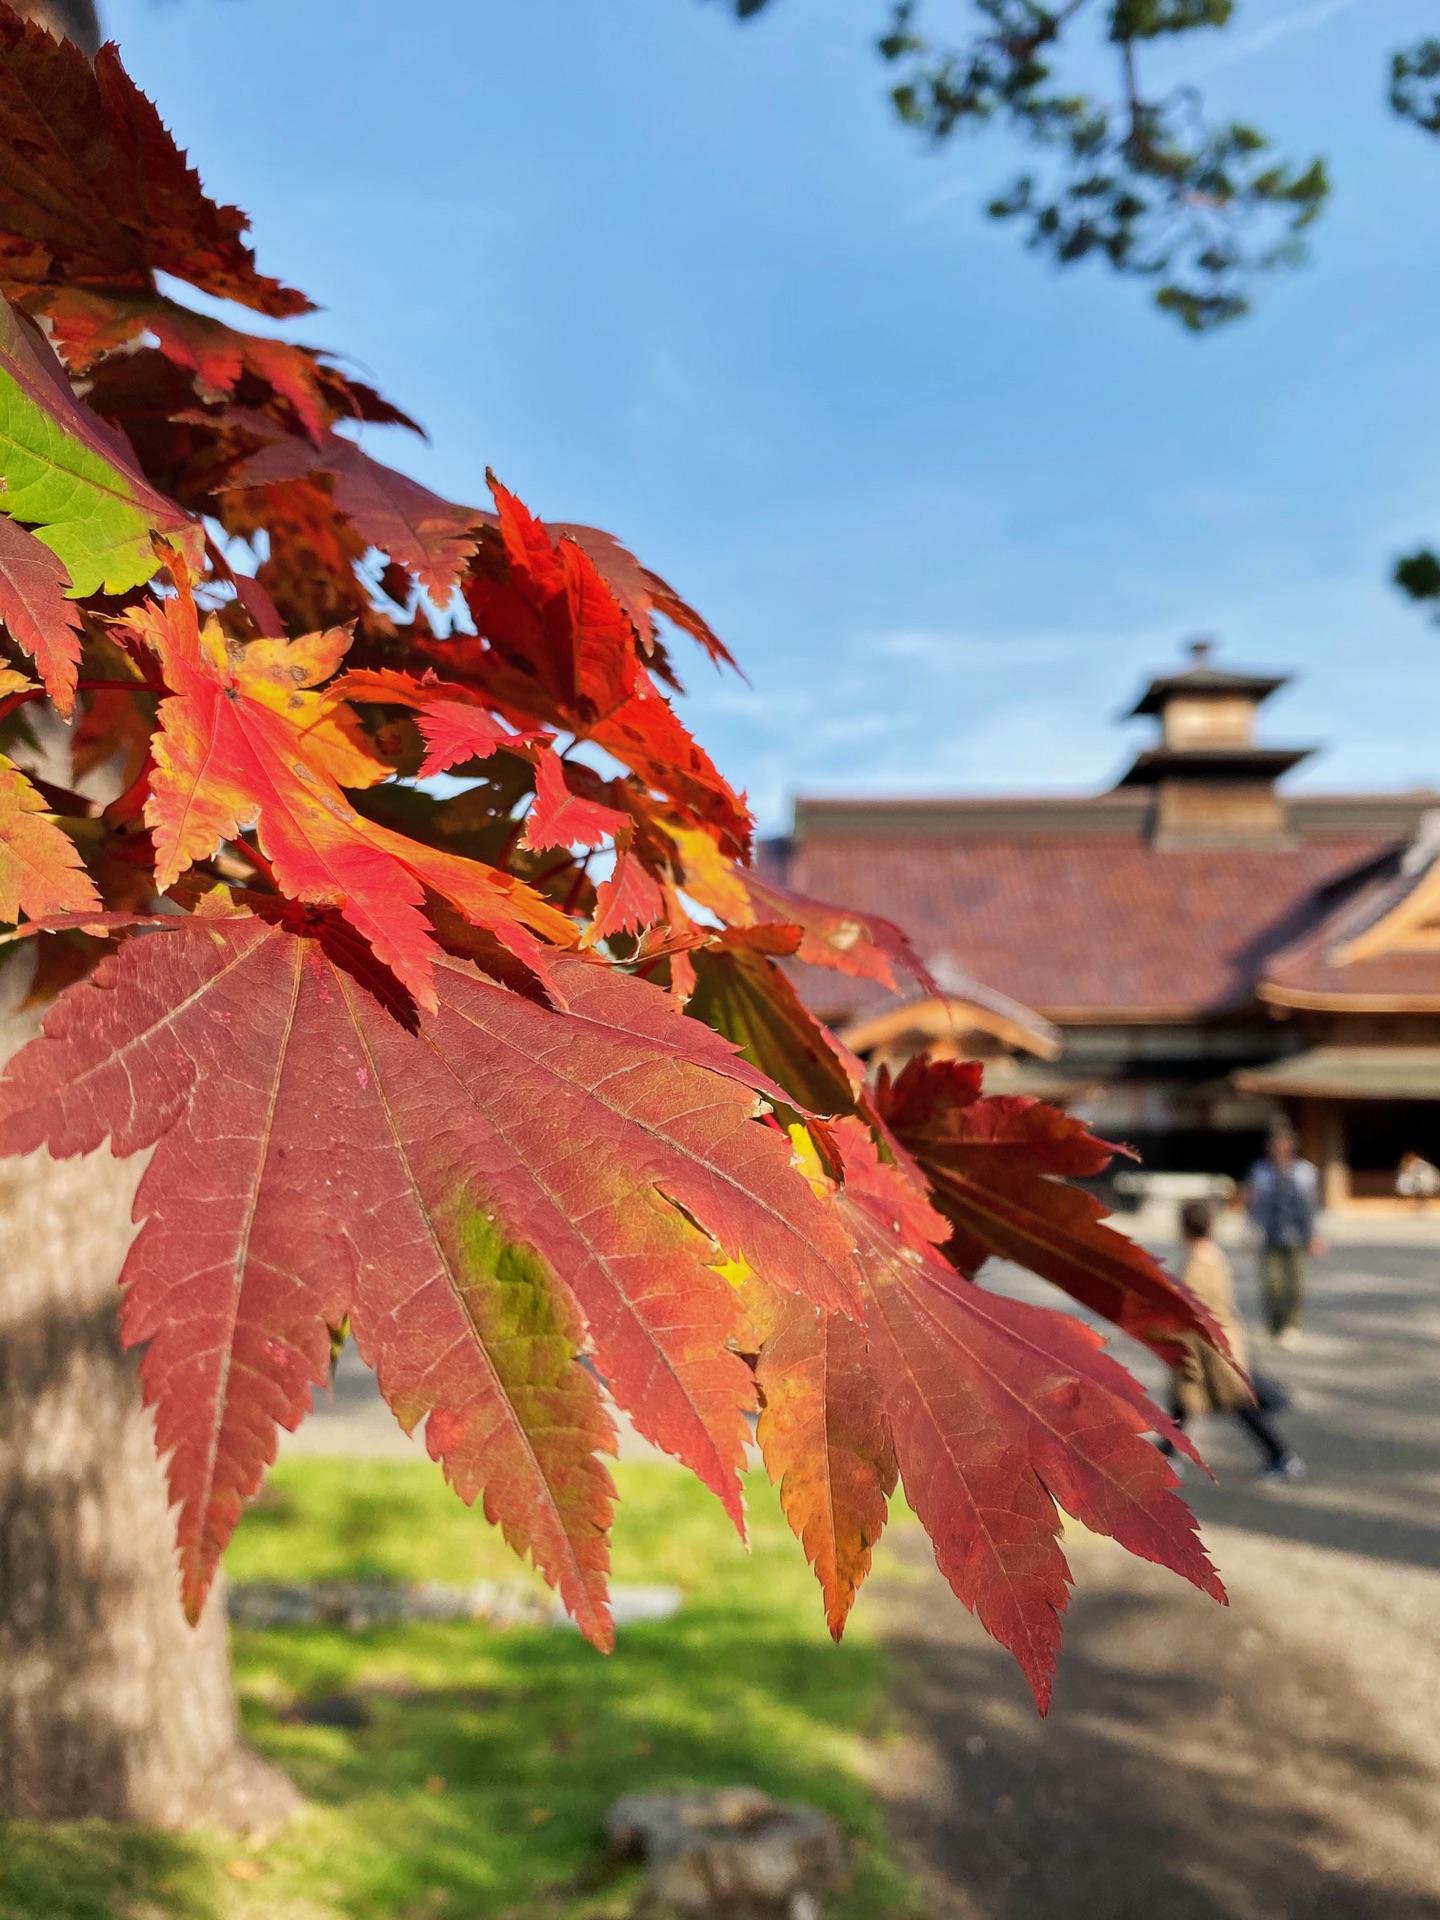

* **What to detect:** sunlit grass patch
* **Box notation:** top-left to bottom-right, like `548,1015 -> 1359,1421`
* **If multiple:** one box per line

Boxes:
1,1461 -> 921,1920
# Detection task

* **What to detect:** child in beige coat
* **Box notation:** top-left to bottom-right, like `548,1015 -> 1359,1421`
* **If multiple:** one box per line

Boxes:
1165,1199 -> 1304,1482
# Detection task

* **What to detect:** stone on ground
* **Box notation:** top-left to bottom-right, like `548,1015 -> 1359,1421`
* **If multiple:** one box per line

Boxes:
606,1785 -> 849,1918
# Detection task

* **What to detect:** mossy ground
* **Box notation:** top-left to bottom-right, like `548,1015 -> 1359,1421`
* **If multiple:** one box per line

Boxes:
0,1460 -> 922,1920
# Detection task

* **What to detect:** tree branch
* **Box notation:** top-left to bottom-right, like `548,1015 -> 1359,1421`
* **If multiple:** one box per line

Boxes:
14,2 -> 101,58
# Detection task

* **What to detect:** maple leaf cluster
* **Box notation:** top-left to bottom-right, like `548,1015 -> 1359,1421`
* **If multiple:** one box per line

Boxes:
0,14 -> 1226,1707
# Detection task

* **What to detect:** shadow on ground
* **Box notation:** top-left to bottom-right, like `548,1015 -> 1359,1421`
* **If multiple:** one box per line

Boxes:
870,1238 -> 1440,1920
873,1529 -> 1440,1920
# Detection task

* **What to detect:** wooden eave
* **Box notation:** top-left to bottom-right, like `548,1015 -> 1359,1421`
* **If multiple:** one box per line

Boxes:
1126,667 -> 1288,718
1115,745 -> 1314,788
840,995 -> 1061,1062
1234,1046 -> 1440,1100
1034,1002 -> 1260,1026
1258,979 -> 1440,1014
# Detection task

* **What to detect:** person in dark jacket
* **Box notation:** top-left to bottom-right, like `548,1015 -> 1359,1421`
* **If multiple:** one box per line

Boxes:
1245,1123 -> 1322,1345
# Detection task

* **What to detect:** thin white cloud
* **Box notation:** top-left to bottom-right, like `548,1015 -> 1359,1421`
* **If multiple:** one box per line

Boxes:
906,176 -> 981,224
1186,0 -> 1377,76
873,628 -> 1080,669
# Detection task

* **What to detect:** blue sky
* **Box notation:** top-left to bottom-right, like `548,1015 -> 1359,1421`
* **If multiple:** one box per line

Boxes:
107,0 -> 1440,830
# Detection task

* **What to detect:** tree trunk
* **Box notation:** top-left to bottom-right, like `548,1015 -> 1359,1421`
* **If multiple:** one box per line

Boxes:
0,1019 -> 299,1828
0,0 -> 293,1838
13,1 -> 102,58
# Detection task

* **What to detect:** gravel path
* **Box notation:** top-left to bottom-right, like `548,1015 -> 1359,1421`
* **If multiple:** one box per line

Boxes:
866,1235 -> 1440,1920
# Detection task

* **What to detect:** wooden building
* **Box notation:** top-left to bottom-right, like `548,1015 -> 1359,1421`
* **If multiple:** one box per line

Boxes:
769,642 -> 1440,1209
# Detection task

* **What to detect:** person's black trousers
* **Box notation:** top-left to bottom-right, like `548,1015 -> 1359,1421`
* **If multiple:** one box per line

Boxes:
1160,1401 -> 1289,1470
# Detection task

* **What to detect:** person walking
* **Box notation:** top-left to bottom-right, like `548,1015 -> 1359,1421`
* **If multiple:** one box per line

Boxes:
1164,1199 -> 1304,1482
1245,1122 -> 1322,1346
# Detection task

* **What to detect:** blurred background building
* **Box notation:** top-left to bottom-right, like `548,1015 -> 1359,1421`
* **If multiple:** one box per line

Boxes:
770,641 -> 1440,1210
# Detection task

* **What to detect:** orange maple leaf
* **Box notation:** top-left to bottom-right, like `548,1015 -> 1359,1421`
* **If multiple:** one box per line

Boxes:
133,588 -> 575,1010
0,755 -> 101,923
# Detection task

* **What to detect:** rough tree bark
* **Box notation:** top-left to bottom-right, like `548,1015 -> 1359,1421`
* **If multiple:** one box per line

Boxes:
13,0 -> 101,57
0,0 -> 294,1836
0,1023 -> 300,1828
0,711 -> 298,1828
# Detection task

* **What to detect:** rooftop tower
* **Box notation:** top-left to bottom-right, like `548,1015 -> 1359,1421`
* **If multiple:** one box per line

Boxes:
1115,638 -> 1317,850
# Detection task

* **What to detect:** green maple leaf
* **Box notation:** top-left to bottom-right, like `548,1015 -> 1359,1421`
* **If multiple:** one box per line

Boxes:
0,295 -> 197,600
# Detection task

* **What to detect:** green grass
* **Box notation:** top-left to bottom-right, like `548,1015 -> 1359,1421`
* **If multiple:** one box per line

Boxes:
0,1460 -> 922,1920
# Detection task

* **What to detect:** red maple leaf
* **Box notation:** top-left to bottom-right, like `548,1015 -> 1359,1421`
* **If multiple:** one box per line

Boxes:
461,476 -> 641,719
419,479 -> 752,853
523,748 -> 631,853
680,854 -> 938,997
40,292 -> 339,443
0,20 -> 1244,1712
546,520 -> 739,673
590,831 -> 669,941
0,17 -> 308,316
754,1283 -> 897,1642
782,1120 -> 1223,1708
0,913 -> 862,1634
0,514 -> 82,716
329,666 -> 549,779
235,424 -> 485,598
873,1056 -> 1226,1364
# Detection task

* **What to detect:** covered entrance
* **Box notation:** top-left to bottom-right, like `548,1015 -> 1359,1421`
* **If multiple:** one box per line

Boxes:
1234,1049 -> 1440,1209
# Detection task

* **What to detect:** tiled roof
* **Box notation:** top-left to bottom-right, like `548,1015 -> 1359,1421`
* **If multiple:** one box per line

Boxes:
1260,854 -> 1440,1008
775,833 -> 1401,1023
